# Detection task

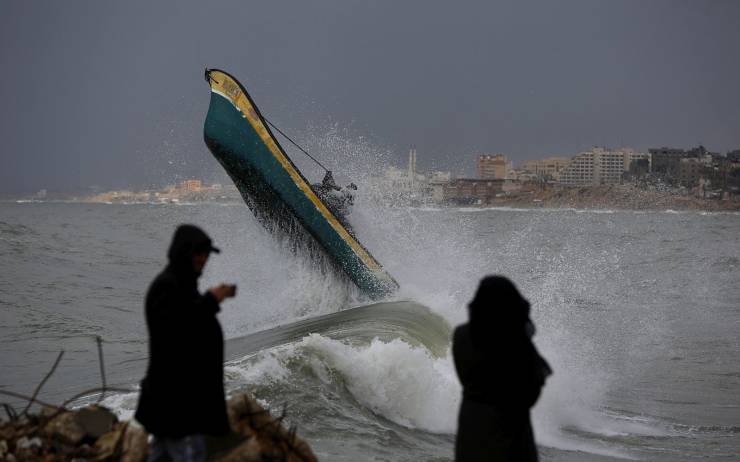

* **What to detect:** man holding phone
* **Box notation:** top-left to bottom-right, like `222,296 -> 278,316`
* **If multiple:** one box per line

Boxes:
135,224 -> 236,461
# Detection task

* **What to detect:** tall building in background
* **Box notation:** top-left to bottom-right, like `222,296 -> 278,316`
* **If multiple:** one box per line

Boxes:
521,157 -> 572,181
558,147 -> 648,185
477,154 -> 511,179
408,148 -> 417,185
649,147 -> 686,174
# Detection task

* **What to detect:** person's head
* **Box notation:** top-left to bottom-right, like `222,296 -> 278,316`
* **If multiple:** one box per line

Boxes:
467,275 -> 531,348
167,224 -> 220,277
192,250 -> 210,275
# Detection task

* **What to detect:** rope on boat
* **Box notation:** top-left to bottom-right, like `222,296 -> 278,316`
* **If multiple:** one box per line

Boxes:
264,117 -> 330,173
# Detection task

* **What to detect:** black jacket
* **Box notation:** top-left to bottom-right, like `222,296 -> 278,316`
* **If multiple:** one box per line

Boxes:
452,276 -> 551,462
135,225 -> 230,437
453,324 -> 549,410
453,324 -> 546,462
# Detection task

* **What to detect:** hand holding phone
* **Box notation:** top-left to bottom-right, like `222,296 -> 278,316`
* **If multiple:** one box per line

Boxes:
209,283 -> 237,302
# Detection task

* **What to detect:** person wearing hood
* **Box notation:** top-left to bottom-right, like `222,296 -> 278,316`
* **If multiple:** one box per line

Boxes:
452,276 -> 552,462
135,224 -> 236,461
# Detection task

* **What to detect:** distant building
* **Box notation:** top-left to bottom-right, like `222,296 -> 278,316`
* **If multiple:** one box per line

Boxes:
477,154 -> 512,179
647,145 -> 729,188
648,146 -> 715,176
427,171 -> 452,183
625,156 -> 650,179
382,149 -> 425,190
728,151 -> 740,196
408,148 -> 418,184
649,147 -> 686,174
383,166 -> 415,191
521,157 -> 571,181
685,145 -> 714,159
676,158 -> 703,188
427,171 -> 453,203
369,149 -> 452,204
558,147 -> 648,186
507,169 -> 538,182
626,150 -> 651,171
442,178 -> 505,204
180,179 -> 203,192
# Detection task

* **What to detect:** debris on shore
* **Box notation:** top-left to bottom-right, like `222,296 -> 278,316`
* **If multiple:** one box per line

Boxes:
220,393 -> 316,462
0,404 -> 144,461
1,338 -> 316,461
0,393 -> 316,461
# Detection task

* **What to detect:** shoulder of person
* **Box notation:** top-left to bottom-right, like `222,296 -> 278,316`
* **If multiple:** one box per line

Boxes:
147,270 -> 177,295
453,323 -> 469,338
153,269 -> 177,285
452,323 -> 471,348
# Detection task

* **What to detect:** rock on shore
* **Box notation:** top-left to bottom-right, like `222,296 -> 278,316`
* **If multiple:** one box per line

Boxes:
0,393 -> 316,461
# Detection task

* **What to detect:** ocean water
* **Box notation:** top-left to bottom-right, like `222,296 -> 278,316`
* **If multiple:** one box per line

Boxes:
1,201 -> 738,461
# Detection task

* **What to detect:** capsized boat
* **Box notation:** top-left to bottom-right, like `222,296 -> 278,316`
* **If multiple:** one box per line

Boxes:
203,68 -> 398,299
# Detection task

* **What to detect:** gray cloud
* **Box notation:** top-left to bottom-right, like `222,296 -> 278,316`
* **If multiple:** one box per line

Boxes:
1,0 -> 739,193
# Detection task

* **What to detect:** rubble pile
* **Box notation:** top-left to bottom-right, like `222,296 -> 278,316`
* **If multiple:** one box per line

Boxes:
221,393 -> 316,462
0,393 -> 316,462
0,405 -> 146,462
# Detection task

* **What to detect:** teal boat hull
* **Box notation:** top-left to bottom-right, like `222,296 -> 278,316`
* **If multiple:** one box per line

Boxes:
203,69 -> 398,299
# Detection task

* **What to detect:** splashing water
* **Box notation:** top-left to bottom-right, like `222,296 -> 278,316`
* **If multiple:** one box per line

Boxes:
2,126 -> 738,461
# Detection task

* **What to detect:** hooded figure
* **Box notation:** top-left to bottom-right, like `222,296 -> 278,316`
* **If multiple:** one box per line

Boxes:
452,276 -> 552,462
135,224 -> 230,439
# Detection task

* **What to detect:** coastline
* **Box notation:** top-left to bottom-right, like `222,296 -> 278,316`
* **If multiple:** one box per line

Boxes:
2,183 -> 739,213
483,184 -> 740,212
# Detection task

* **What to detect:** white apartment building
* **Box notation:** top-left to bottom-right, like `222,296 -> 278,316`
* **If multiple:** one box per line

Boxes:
558,147 -> 649,185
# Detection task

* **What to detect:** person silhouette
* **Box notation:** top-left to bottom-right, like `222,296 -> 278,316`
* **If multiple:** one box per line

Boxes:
312,170 -> 356,231
135,224 -> 236,461
452,276 -> 552,461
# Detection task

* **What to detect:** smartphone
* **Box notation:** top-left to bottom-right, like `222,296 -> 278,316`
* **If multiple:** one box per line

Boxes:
226,284 -> 237,297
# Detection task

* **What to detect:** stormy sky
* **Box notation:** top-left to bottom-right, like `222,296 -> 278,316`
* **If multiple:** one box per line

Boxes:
1,0 -> 739,193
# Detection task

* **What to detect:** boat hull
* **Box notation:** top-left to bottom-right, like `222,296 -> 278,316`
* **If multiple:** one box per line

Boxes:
203,69 -> 398,299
